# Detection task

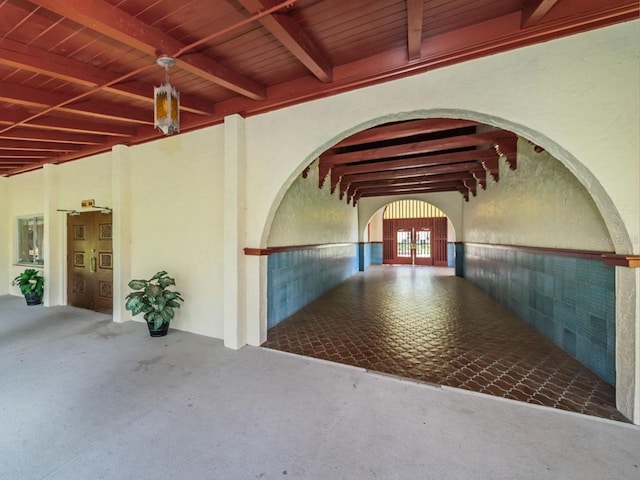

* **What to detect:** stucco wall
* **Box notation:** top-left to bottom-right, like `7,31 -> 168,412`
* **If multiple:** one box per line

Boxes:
0,178 -> 8,295
57,152 -> 112,208
357,193 -> 463,244
463,139 -> 612,250
7,170 -> 44,296
128,127 -> 225,338
268,159 -> 358,247
245,21 -> 638,256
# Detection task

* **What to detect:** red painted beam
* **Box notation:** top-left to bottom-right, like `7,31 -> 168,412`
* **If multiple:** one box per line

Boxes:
332,118 -> 478,148
0,39 -> 212,115
28,0 -> 266,100
0,126 -> 106,145
341,162 -> 480,184
522,0 -> 562,27
407,0 -> 424,60
323,131 -> 515,165
0,140 -> 83,152
0,83 -> 150,125
328,149 -> 497,176
237,0 -> 332,82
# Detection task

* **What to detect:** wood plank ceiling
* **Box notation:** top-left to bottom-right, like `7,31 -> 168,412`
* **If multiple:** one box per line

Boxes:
0,0 -> 637,200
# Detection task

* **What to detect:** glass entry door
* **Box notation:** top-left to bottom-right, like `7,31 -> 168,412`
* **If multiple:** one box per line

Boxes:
394,227 -> 433,265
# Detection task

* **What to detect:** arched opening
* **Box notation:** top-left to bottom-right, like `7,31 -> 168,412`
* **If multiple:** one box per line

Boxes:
256,110 -> 635,423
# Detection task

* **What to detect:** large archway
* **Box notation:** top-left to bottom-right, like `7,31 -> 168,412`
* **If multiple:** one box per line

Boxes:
250,109 -> 636,422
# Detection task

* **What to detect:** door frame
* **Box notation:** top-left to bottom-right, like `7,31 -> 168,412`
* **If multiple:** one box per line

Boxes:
65,211 -> 114,313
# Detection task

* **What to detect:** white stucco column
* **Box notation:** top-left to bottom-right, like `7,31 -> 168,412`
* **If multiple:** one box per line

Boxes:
0,177 -> 8,295
112,145 -> 132,323
616,266 -> 638,422
246,254 -> 268,346
223,114 -> 247,349
43,164 -> 63,306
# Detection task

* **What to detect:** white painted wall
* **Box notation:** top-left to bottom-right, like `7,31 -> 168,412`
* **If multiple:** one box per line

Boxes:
358,193 -> 463,243
367,209 -> 384,242
7,170 -> 44,296
0,178 -> 8,295
57,152 -> 112,208
463,139 -> 612,251
245,21 -> 638,256
268,160 -> 358,246
128,127 -> 225,338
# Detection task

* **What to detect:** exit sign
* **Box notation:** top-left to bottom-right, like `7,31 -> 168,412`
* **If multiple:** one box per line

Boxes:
81,199 -> 95,208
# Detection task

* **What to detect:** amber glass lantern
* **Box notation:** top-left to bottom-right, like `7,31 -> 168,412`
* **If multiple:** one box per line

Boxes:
154,56 -> 180,135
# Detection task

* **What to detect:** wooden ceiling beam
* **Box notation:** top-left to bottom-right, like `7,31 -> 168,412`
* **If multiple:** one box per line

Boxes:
332,118 -> 478,148
356,181 -> 464,197
0,152 -> 57,159
22,117 -> 135,137
0,141 -> 82,153
28,0 -> 266,100
349,171 -> 476,188
0,127 -> 105,145
326,146 -> 496,192
341,162 -> 480,184
1,109 -> 134,138
521,0 -> 562,27
407,0 -> 424,60
331,148 -> 497,175
324,131 -> 515,165
0,84 -> 150,125
0,39 -> 212,115
237,0 -> 332,82
215,6 -> 638,121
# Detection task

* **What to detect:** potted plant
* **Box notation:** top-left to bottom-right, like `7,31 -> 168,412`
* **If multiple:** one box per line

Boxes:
124,270 -> 184,337
12,268 -> 44,305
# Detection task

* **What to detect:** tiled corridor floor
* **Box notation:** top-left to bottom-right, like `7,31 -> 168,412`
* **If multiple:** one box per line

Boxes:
263,266 -> 628,422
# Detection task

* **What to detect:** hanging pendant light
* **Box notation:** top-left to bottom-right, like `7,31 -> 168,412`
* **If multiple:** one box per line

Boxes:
154,56 -> 180,135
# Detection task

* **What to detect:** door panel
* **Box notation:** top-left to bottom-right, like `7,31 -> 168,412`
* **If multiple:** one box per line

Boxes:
383,217 -> 445,266
67,212 -> 113,313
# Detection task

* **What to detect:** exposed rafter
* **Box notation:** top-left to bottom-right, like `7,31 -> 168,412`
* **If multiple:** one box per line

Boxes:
27,0 -> 266,100
0,0 -> 636,176
521,0 -> 562,27
407,0 -> 424,60
237,0 -> 332,82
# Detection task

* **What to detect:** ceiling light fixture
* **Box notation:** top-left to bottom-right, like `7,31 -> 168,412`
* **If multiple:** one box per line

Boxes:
154,56 -> 180,136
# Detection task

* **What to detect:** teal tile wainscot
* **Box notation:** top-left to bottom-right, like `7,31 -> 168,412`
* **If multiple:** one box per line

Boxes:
262,244 -> 360,328
462,243 -> 616,385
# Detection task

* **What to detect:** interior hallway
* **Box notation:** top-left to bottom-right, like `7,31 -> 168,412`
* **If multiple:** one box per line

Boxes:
0,295 -> 638,480
263,266 -> 627,422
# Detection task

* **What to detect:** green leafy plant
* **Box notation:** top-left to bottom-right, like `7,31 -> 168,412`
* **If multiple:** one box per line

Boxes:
12,268 -> 44,297
125,271 -> 184,329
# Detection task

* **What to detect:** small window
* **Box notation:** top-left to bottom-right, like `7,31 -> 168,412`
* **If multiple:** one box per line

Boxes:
17,216 -> 44,266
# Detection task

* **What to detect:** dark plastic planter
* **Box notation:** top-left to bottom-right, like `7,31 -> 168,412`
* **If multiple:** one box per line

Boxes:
24,292 -> 42,306
147,322 -> 169,337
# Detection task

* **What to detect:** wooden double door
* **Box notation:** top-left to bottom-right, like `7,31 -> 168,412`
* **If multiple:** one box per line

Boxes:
383,217 -> 448,266
67,212 -> 113,313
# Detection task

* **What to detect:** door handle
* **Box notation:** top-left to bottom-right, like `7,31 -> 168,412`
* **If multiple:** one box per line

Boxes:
90,256 -> 96,273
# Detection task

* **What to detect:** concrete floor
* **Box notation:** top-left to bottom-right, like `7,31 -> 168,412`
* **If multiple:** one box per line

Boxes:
0,295 -> 638,479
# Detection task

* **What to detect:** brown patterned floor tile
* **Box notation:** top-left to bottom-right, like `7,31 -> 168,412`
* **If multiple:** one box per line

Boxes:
262,266 -> 628,423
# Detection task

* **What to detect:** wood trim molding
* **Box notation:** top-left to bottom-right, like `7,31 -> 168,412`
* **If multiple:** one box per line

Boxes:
463,242 -> 609,262
243,247 -> 273,256
601,255 -> 640,268
244,242 -> 358,256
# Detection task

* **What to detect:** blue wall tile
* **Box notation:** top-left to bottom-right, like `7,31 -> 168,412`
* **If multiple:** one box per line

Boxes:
268,244 -> 359,329
370,242 -> 383,265
463,244 -> 616,385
